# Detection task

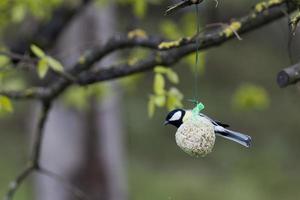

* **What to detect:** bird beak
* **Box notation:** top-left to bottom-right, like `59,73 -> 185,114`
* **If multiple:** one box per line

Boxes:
163,121 -> 169,126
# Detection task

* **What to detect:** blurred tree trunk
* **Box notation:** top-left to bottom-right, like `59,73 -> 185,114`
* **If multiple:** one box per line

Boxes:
31,2 -> 127,200
31,103 -> 86,200
96,83 -> 127,200
31,7 -> 88,200
95,4 -> 128,200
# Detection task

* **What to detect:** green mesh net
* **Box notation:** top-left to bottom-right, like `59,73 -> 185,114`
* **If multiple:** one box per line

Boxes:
192,102 -> 205,116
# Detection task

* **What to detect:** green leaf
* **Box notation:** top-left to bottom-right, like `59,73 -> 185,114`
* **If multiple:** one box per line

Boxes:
2,78 -> 26,91
154,66 -> 169,74
62,86 -> 89,110
159,20 -> 182,39
119,74 -> 143,92
0,54 -> 10,67
153,73 -> 165,95
47,56 -> 64,72
30,44 -> 45,58
0,72 -> 5,82
148,96 -> 155,118
0,95 -> 13,113
153,95 -> 166,107
232,83 -> 270,111
37,58 -> 49,79
86,83 -> 109,100
166,87 -> 183,110
166,69 -> 179,84
12,4 -> 26,22
133,0 -> 147,18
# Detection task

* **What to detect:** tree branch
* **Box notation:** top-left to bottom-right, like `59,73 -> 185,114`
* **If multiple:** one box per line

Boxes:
43,35 -> 163,100
46,0 -> 296,96
0,1 -> 297,100
3,101 -> 52,200
30,101 -> 52,167
37,167 -> 90,200
277,62 -> 300,87
0,88 -> 49,100
6,0 -> 92,56
78,0 -> 297,85
161,0 -> 296,50
3,165 -> 35,200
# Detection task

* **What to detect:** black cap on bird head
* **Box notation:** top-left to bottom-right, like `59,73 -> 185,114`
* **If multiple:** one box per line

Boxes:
164,109 -> 186,128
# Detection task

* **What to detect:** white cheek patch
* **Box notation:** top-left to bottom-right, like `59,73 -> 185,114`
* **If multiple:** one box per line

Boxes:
169,111 -> 182,121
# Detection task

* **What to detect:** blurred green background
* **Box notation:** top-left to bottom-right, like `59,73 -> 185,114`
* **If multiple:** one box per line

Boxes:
1,0 -> 300,200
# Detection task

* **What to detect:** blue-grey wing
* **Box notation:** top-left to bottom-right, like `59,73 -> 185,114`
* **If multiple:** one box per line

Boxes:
199,113 -> 230,128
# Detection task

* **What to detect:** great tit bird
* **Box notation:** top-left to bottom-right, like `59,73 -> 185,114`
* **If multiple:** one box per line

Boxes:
165,0 -> 204,15
164,109 -> 252,156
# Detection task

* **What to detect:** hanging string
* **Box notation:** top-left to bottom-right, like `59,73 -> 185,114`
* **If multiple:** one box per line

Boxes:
193,4 -> 201,103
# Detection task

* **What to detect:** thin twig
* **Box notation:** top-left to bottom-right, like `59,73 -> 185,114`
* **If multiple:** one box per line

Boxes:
0,50 -> 79,83
0,51 -> 34,63
3,165 -> 35,200
0,88 -> 48,100
3,101 -> 52,200
31,101 -> 52,167
37,167 -> 91,200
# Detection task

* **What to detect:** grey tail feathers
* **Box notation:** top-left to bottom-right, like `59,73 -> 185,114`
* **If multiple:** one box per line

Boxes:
215,126 -> 252,148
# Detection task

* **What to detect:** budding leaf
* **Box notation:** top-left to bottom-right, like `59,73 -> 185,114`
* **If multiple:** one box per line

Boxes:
133,0 -> 147,18
232,83 -> 269,111
30,44 -> 45,58
0,54 -> 11,66
154,66 -> 169,74
160,20 -> 182,39
154,74 -> 165,95
38,58 -> 49,79
0,96 -> 13,113
12,4 -> 26,22
166,69 -> 179,84
63,86 -> 89,110
47,56 -> 64,72
167,87 -> 183,110
148,96 -> 155,118
154,95 -> 166,107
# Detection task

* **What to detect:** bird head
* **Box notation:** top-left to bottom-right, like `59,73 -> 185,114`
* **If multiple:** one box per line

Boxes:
164,109 -> 186,128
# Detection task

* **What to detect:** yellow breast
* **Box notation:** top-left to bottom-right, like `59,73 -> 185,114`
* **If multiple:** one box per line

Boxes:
182,110 -> 193,123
